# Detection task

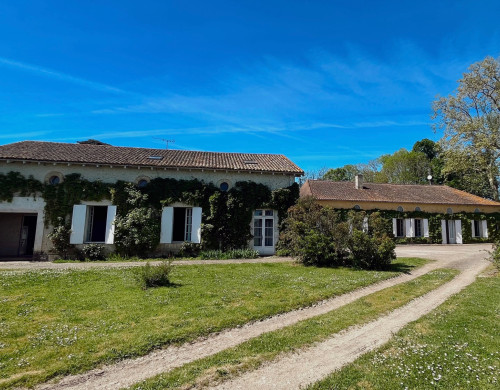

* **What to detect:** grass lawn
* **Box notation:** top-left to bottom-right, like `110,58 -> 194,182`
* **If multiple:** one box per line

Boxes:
131,268 -> 457,390
0,258 -> 424,388
307,269 -> 500,390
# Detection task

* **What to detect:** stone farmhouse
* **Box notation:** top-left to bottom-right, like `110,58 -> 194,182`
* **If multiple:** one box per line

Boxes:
0,141 -> 303,258
301,175 -> 500,244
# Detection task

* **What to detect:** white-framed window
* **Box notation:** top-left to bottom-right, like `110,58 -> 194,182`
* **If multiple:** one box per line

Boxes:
471,220 -> 488,238
70,204 -> 116,244
414,218 -> 422,237
396,218 -> 405,237
160,206 -> 202,244
393,218 -> 429,239
253,209 -> 274,247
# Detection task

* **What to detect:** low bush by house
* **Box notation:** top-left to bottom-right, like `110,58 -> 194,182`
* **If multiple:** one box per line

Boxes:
81,243 -> 106,261
279,197 -> 396,269
200,248 -> 260,260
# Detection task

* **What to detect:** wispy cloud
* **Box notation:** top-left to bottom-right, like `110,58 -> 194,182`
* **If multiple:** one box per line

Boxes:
0,57 -> 127,94
87,42 -> 456,138
0,130 -> 50,139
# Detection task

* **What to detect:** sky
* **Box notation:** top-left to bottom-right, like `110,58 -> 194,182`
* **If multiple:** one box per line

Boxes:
0,1 -> 499,172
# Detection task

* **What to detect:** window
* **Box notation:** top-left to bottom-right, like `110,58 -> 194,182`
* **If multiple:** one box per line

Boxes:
137,179 -> 148,188
49,175 -> 60,185
173,207 -> 193,242
397,206 -> 404,212
473,220 -> 481,237
160,206 -> 202,244
85,206 -> 108,242
415,207 -> 421,212
253,209 -> 274,248
447,208 -> 453,214
220,182 -> 229,191
45,172 -> 63,185
353,205 -> 361,210
253,218 -> 262,246
414,219 -> 422,237
70,204 -> 116,245
396,218 -> 405,237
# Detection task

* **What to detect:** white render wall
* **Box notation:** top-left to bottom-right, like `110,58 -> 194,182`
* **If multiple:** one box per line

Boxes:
0,162 -> 296,190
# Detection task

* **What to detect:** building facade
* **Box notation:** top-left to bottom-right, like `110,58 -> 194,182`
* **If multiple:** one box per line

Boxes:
300,175 -> 500,244
0,141 -> 303,258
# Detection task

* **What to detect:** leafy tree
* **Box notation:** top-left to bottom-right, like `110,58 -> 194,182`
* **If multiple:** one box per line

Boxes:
379,149 -> 431,184
322,161 -> 385,183
432,56 -> 500,200
323,165 -> 359,181
412,138 -> 440,160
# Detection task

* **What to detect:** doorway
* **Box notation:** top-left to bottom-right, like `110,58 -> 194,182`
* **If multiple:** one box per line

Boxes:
252,209 -> 276,255
0,213 -> 38,257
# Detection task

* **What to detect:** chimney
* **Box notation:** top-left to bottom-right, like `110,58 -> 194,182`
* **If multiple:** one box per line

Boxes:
355,174 -> 364,189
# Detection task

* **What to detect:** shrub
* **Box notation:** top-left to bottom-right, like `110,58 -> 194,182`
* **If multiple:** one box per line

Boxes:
113,184 -> 161,257
347,230 -> 396,269
179,242 -> 201,258
47,218 -> 73,258
135,261 -> 173,289
81,243 -> 106,261
279,197 -> 349,267
489,241 -> 500,271
279,197 -> 395,269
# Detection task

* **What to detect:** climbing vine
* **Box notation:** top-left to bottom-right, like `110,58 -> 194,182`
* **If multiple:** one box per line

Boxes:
0,171 -> 299,251
330,208 -> 500,244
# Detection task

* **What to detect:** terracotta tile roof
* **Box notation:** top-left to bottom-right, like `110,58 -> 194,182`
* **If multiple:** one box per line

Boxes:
301,180 -> 500,207
0,141 -> 304,175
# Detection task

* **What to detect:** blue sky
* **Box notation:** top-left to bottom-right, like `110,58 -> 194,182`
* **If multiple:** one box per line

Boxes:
0,1 -> 499,172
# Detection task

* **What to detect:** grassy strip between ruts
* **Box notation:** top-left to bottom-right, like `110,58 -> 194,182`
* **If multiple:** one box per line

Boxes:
307,269 -> 500,390
129,268 -> 458,390
0,258 -> 425,389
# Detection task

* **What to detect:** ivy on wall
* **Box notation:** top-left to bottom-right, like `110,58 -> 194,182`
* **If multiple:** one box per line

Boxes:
0,171 -> 299,251
333,208 -> 500,244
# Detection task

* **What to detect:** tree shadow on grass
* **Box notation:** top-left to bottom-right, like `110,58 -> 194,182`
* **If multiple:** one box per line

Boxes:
385,261 -> 419,274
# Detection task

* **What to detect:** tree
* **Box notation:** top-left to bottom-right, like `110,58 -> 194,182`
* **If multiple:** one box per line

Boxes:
432,56 -> 500,200
379,149 -> 431,184
323,165 -> 359,181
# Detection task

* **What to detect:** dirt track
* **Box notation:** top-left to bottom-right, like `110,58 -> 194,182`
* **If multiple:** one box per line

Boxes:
34,244 -> 491,390
210,246 -> 491,389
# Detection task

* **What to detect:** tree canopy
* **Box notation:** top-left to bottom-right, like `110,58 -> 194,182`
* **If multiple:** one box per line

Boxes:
432,56 -> 500,200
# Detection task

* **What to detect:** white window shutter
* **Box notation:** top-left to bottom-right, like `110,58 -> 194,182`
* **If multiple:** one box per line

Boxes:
405,219 -> 412,237
471,221 -> 476,237
423,219 -> 429,238
441,220 -> 447,244
104,206 -> 117,244
70,205 -> 87,244
455,220 -> 463,244
392,218 -> 397,236
160,207 -> 174,244
481,220 -> 488,238
191,207 -> 202,244
362,216 -> 369,233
